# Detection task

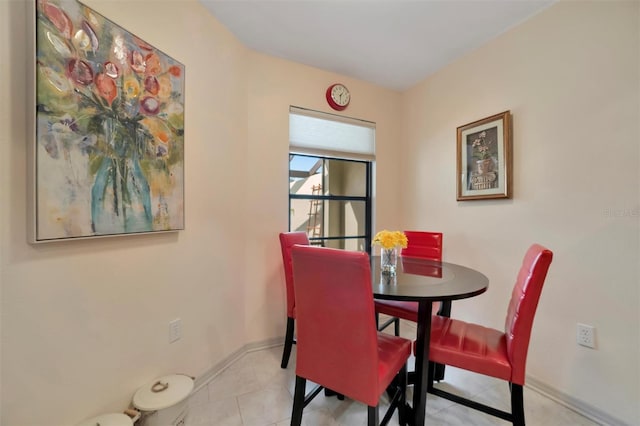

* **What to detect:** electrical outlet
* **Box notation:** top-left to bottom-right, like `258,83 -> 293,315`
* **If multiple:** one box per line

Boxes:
576,323 -> 595,348
169,318 -> 182,343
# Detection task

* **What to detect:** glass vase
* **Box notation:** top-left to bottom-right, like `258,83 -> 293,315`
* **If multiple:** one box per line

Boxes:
380,271 -> 397,286
91,117 -> 152,235
381,246 -> 398,275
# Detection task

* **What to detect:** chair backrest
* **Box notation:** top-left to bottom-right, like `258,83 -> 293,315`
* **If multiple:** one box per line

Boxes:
400,256 -> 443,278
504,244 -> 553,384
401,231 -> 443,261
279,232 -> 310,318
291,245 -> 380,405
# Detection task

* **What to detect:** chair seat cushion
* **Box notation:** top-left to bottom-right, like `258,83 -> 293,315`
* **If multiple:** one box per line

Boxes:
426,315 -> 512,382
374,300 -> 443,322
376,332 -> 412,396
374,300 -> 418,321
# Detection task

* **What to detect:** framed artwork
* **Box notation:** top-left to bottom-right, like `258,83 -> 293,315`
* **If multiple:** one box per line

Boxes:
32,0 -> 185,242
456,111 -> 512,201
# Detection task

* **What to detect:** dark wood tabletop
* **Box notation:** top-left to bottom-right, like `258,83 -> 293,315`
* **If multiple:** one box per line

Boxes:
371,255 -> 489,302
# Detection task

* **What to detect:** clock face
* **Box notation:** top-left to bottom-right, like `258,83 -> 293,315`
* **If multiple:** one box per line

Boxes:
331,84 -> 350,106
326,83 -> 350,110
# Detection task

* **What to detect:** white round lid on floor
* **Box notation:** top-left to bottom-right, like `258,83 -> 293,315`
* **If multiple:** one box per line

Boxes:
132,374 -> 194,411
76,413 -> 133,426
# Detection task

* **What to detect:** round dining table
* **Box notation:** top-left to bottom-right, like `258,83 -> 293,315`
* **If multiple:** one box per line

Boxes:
371,255 -> 489,426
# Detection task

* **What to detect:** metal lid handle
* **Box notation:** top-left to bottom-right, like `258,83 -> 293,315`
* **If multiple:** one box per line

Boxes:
151,381 -> 169,393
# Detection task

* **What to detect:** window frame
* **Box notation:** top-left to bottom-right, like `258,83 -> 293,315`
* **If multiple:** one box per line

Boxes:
288,154 -> 372,254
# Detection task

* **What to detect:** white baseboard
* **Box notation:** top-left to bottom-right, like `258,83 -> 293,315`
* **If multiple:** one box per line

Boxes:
192,337 -> 283,393
191,337 -> 627,426
396,319 -> 626,425
526,376 -> 628,426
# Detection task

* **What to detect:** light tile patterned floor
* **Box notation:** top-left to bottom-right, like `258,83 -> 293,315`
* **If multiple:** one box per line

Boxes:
186,320 -> 600,426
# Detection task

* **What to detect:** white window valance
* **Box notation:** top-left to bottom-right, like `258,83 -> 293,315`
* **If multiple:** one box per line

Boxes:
289,106 -> 376,161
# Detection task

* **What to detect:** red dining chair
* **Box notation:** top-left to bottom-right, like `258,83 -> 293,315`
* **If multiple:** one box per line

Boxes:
278,232 -> 310,369
375,231 -> 446,336
290,245 -> 412,426
425,244 -> 553,426
374,231 -> 449,380
401,231 -> 443,260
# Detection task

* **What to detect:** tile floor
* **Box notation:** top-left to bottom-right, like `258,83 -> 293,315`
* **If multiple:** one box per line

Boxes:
185,320 -> 600,426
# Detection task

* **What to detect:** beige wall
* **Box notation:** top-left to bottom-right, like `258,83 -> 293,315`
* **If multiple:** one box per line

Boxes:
1,0 -> 638,425
1,0 -> 251,424
243,51 -> 403,344
0,0 -> 402,424
401,1 -> 639,423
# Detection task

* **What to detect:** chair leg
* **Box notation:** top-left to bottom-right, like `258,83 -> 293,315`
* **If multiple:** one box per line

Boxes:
433,301 -> 452,381
428,367 -> 520,424
377,315 -> 401,336
427,361 -> 435,392
367,405 -> 379,426
398,363 -> 408,425
324,388 -> 344,400
291,376 -> 306,426
432,362 -> 446,381
436,300 -> 452,317
511,383 -> 525,426
281,317 -> 295,369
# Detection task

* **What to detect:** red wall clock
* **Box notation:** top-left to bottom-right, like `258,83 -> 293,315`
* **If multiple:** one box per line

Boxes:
325,83 -> 350,111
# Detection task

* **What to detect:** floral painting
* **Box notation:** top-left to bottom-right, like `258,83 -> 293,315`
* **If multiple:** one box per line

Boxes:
456,111 -> 512,201
467,127 -> 499,184
35,0 -> 185,241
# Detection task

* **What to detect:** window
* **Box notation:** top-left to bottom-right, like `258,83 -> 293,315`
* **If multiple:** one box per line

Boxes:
288,107 -> 374,253
289,154 -> 371,252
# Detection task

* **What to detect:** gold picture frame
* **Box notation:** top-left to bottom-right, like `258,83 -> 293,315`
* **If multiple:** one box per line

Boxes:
457,111 -> 512,201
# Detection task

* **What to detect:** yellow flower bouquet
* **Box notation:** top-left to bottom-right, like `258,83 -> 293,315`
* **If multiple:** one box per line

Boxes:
372,230 -> 407,275
372,230 -> 408,249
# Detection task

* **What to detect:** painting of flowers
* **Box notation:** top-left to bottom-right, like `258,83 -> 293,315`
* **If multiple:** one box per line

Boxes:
34,0 -> 185,241
468,127 -> 498,178
456,111 -> 512,201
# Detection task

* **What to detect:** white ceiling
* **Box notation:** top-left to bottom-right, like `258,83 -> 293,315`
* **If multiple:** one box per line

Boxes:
199,0 -> 554,91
